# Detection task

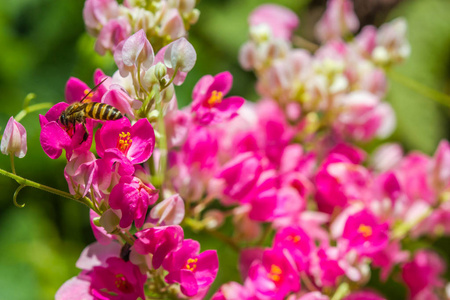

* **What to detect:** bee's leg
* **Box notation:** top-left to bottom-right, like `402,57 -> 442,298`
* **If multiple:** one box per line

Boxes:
82,121 -> 89,143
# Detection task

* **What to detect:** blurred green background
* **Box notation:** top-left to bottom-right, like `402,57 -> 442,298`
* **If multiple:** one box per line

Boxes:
0,0 -> 449,299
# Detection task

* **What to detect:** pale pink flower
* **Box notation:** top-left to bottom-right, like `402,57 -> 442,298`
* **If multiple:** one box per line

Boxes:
249,4 -> 299,41
316,0 -> 359,42
1,116 -> 27,158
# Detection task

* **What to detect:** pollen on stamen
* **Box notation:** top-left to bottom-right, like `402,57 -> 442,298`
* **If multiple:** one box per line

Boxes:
287,234 -> 301,244
207,90 -> 223,106
117,132 -> 133,155
83,89 -> 93,102
268,264 -> 283,283
358,224 -> 373,238
185,258 -> 198,272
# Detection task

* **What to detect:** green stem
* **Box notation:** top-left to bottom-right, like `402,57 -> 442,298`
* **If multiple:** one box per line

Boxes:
0,167 -> 98,212
15,102 -> 53,122
9,154 -> 16,174
331,282 -> 350,300
388,70 -> 450,108
256,223 -> 273,246
155,93 -> 167,195
161,66 -> 179,89
392,206 -> 433,240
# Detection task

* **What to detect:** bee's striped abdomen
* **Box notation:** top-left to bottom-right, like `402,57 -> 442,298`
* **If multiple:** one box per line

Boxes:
85,102 -> 123,121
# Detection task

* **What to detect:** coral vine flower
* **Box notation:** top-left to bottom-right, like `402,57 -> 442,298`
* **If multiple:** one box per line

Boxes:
109,175 -> 158,228
133,225 -> 184,269
341,210 -> 389,255
191,71 -> 245,125
90,257 -> 147,300
401,250 -> 446,299
163,239 -> 219,297
273,226 -> 313,270
95,117 -> 155,165
247,248 -> 300,300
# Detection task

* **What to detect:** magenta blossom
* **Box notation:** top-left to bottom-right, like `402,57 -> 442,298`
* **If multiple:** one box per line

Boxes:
401,250 -> 446,299
40,102 -> 94,159
191,71 -> 245,125
133,225 -> 184,269
1,116 -> 27,158
163,239 -> 219,297
246,248 -> 300,300
215,152 -> 263,205
341,209 -> 389,255
273,226 -> 314,270
109,175 -> 158,228
90,257 -> 147,300
95,117 -> 155,165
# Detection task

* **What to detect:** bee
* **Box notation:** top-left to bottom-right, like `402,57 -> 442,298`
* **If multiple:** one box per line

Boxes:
59,78 -> 123,141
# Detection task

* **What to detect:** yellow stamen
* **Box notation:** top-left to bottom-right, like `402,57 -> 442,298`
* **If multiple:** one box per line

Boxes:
267,264 -> 283,283
286,234 -> 301,244
184,258 -> 198,272
116,132 -> 132,154
207,90 -> 223,106
358,224 -> 373,238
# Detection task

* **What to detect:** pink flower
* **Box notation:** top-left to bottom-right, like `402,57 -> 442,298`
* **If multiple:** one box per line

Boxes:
246,248 -> 300,300
1,116 -> 27,158
163,239 -> 219,297
64,150 -> 98,197
249,4 -> 299,40
164,37 -> 197,74
95,117 -> 155,165
294,292 -> 330,300
402,250 -> 445,299
343,291 -> 386,300
315,0 -> 359,42
334,91 -> 396,141
273,226 -> 313,270
114,29 -> 154,77
310,247 -> 345,287
341,209 -> 389,255
95,18 -> 131,55
315,153 -> 371,213
191,71 -> 245,125
39,102 -> 94,159
90,257 -> 147,300
371,241 -> 408,281
215,152 -> 263,205
431,140 -> 450,192
211,281 -> 255,300
109,175 -> 158,228
83,0 -> 119,35
40,72 -> 111,160
56,276 -> 93,300
56,241 -> 122,300
133,225 -> 184,269
148,194 -> 185,225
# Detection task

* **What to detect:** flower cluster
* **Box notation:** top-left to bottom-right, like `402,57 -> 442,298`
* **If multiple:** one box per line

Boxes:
38,23 -> 219,299
1,0 -> 449,300
84,0 -> 199,55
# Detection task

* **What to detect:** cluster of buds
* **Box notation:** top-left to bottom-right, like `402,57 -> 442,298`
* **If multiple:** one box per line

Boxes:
84,0 -> 199,55
1,1 -> 449,300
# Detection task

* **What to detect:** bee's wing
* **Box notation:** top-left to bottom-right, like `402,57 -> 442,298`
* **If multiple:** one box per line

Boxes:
69,102 -> 88,113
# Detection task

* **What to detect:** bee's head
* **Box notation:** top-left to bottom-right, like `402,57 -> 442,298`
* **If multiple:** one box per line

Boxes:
59,112 -> 67,126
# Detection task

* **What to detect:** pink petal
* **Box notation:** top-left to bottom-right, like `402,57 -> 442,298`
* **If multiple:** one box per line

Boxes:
65,77 -> 90,104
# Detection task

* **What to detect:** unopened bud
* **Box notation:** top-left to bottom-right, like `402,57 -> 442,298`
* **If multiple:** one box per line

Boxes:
1,116 -> 27,158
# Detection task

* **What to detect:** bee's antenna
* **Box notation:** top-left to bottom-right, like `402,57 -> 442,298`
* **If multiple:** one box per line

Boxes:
80,77 -> 108,102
